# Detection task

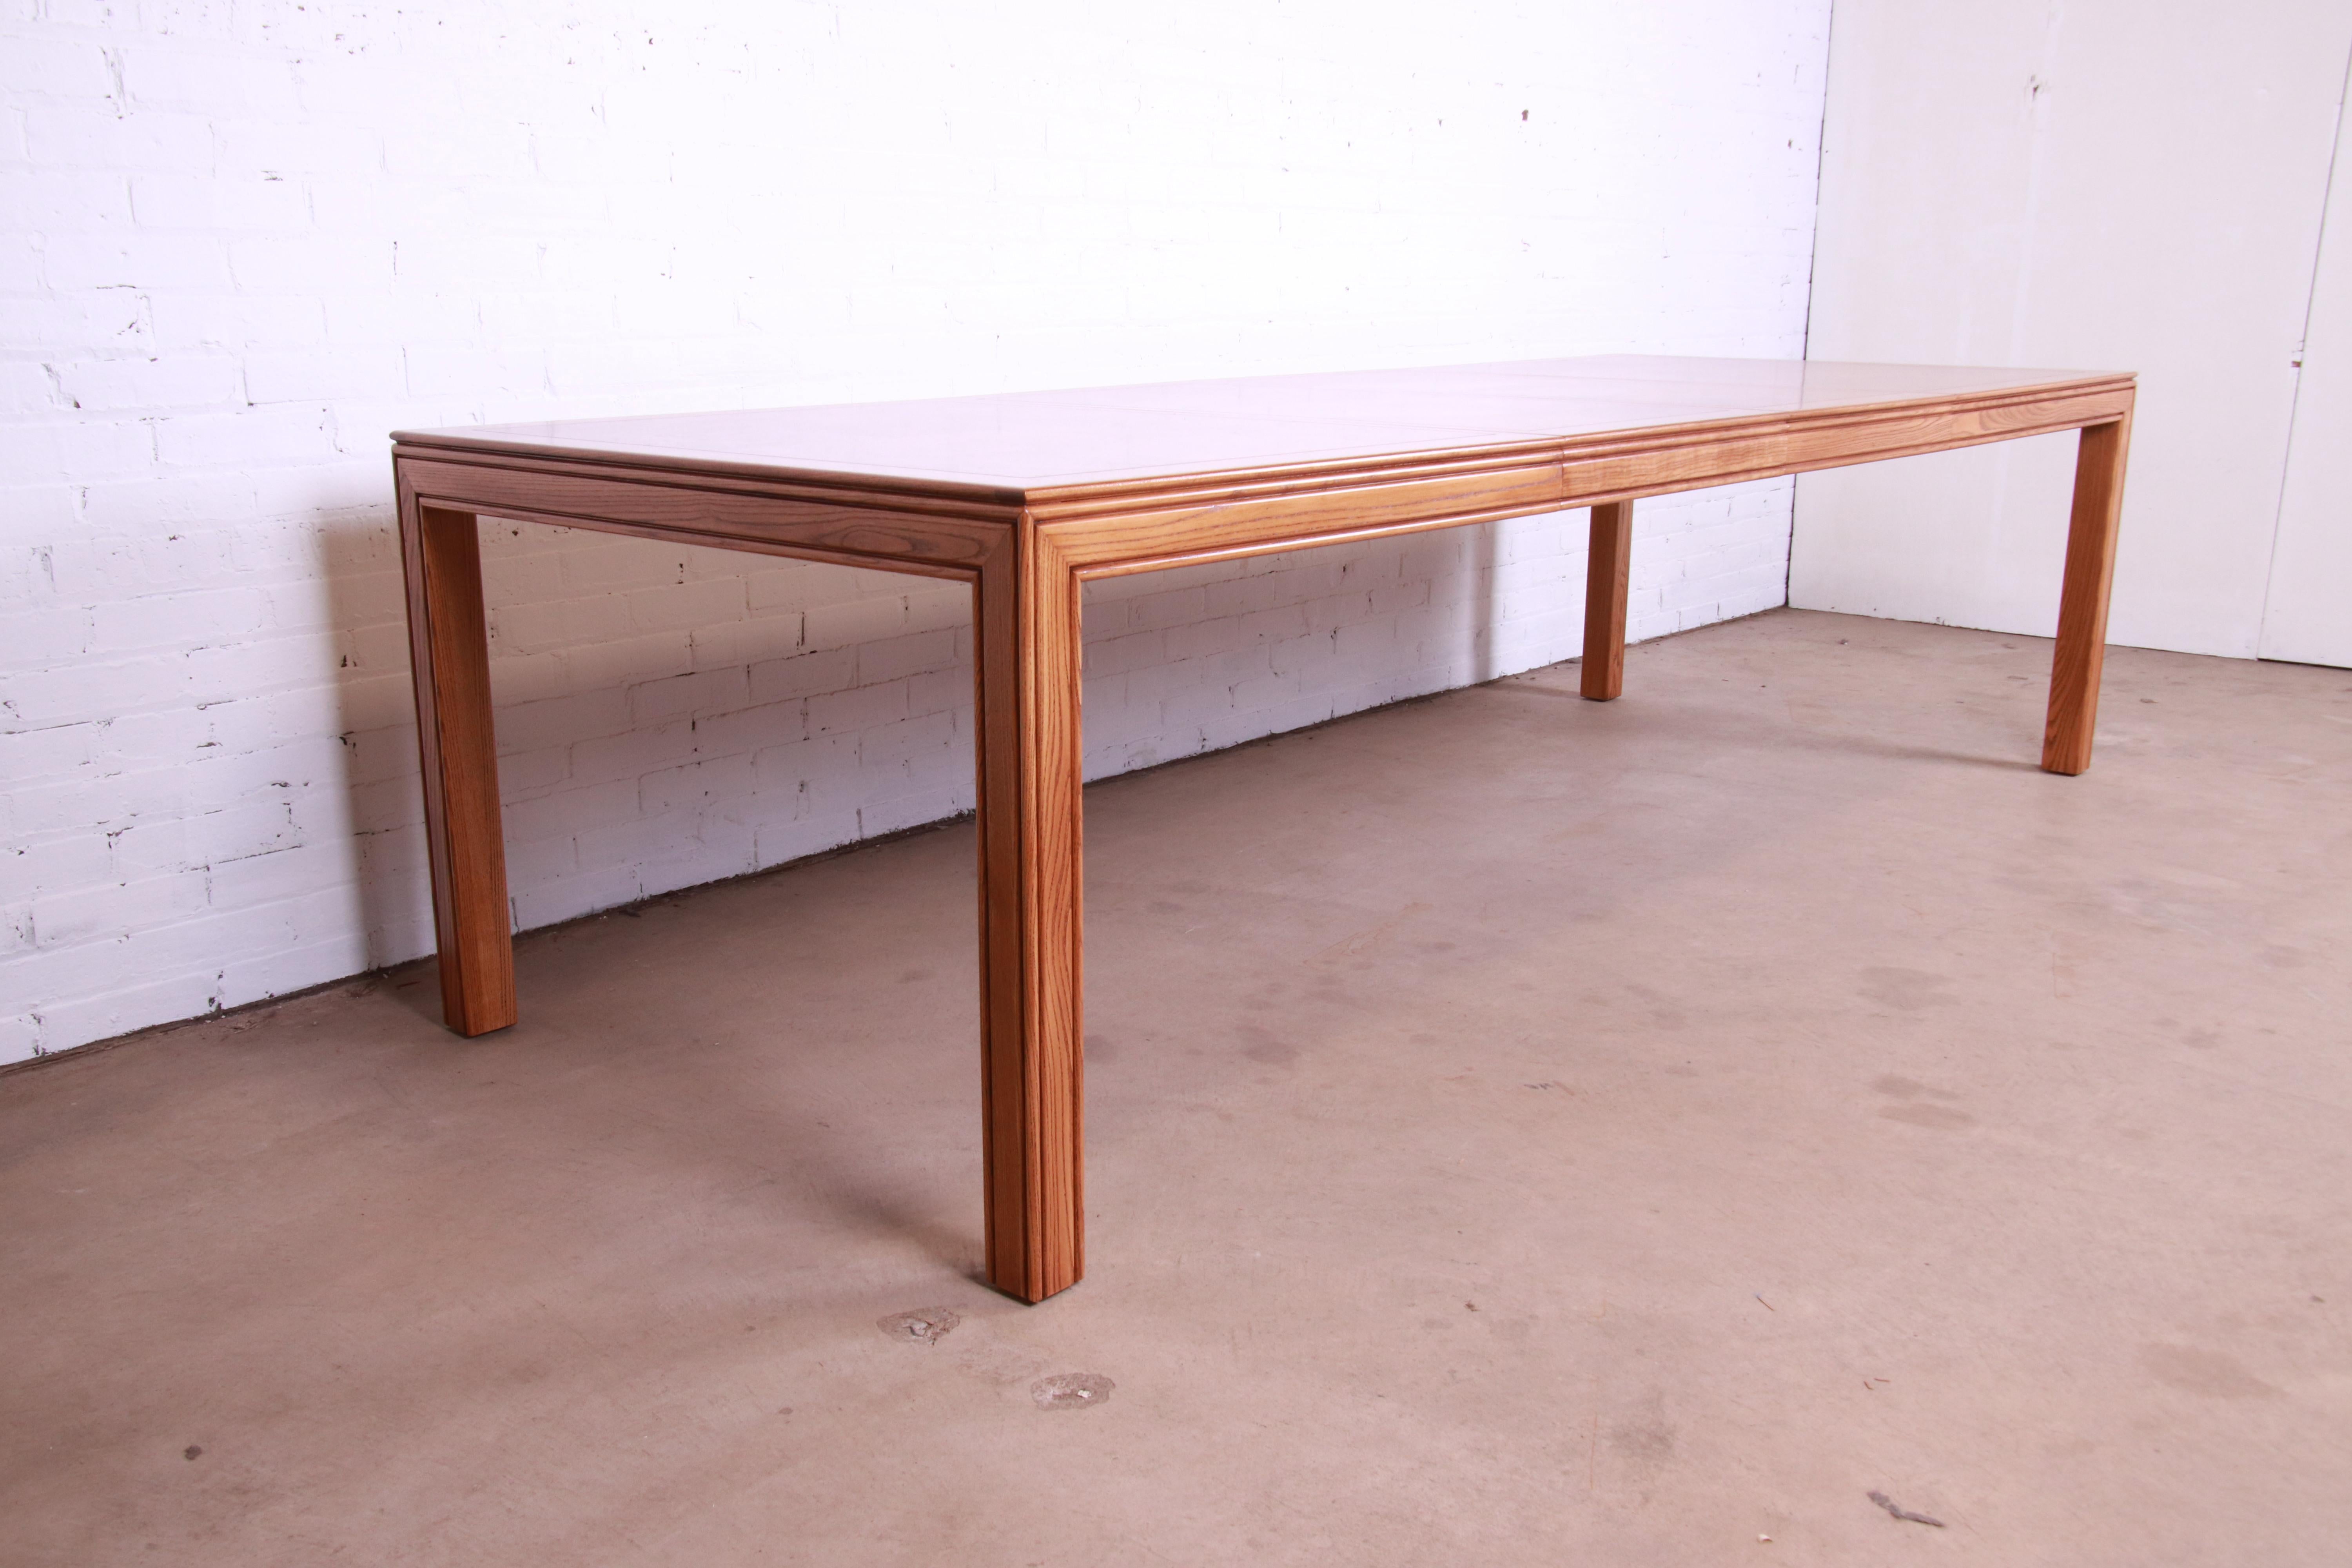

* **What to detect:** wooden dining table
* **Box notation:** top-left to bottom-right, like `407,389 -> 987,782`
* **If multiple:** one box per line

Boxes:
392,354 -> 2134,1302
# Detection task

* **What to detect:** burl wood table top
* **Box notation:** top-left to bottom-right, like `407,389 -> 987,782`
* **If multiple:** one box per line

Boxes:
395,355 -> 2127,499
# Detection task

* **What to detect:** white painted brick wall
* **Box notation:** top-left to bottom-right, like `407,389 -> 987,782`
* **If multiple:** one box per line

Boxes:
2,0 -> 1831,1063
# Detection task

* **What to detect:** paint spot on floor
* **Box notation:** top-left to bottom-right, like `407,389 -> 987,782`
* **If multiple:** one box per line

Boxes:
1609,1403 -> 1676,1472
1624,982 -> 1688,1029
1880,1103 -> 1976,1131
1873,1074 -> 1964,1102
2140,1343 -> 2281,1399
1867,1488 -> 1945,1526
1858,967 -> 1954,1011
1031,1372 -> 1114,1410
878,1308 -> 962,1345
1238,1026 -> 1298,1066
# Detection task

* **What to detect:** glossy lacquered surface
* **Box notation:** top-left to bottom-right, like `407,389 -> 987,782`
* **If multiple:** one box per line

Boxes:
395,355 -> 2124,495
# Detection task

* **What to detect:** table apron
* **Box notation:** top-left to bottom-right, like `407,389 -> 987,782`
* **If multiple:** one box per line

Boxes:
1555,385 -> 2132,506
1056,385 -> 2131,578
395,455 -> 1009,581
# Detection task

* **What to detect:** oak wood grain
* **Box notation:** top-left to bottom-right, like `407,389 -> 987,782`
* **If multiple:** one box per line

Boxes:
1046,462 -> 1565,575
973,522 -> 1086,1302
396,494 -> 516,1036
1027,378 -> 2132,522
1040,383 -> 2129,579
395,454 -> 1014,579
1550,385 -> 2131,510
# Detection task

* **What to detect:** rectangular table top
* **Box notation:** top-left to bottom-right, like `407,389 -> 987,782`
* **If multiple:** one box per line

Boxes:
394,355 -> 2125,500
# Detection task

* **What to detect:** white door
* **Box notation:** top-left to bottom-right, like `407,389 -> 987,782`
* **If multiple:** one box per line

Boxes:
2262,76 -> 2352,669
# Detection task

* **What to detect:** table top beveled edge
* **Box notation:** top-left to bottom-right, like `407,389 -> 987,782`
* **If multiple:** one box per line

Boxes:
390,439 -> 1033,519
1021,371 -> 2137,517
395,367 -> 2133,520
389,365 -> 2135,581
390,445 -> 1022,580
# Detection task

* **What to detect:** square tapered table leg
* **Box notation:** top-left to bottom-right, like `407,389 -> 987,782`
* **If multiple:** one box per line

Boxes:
1581,499 -> 1635,701
2043,415 -> 2133,775
397,495 -> 516,1037
971,523 -> 1086,1302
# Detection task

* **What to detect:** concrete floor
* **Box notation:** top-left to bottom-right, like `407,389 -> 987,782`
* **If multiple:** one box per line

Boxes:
4,608 -> 2348,1566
